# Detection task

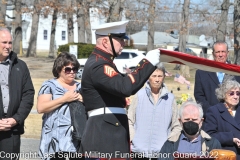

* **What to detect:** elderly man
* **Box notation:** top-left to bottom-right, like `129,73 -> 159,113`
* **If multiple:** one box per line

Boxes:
194,40 -> 240,116
128,63 -> 181,160
159,101 -> 221,160
80,21 -> 161,158
0,28 -> 34,159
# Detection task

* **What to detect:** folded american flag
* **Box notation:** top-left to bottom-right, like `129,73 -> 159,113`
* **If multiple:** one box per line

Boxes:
159,49 -> 240,76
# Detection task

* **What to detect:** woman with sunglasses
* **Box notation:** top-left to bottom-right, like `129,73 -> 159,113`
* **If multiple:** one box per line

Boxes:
203,76 -> 240,159
37,52 -> 84,160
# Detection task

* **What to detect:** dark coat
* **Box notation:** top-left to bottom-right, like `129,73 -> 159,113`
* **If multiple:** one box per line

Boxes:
0,51 -> 34,134
203,103 -> 240,160
80,47 -> 156,158
194,70 -> 240,115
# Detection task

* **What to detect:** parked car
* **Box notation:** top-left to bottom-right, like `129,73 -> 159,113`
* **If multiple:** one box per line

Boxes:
113,49 -> 146,73
75,49 -> 146,79
174,47 -> 197,56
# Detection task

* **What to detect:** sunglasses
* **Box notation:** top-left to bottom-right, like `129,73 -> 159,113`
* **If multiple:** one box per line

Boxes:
64,67 -> 78,74
228,91 -> 240,96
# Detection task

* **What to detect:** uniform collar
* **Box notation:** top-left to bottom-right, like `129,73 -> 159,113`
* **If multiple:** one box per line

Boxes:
94,47 -> 114,62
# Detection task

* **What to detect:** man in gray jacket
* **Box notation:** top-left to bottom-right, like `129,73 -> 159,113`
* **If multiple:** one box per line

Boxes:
128,63 -> 181,160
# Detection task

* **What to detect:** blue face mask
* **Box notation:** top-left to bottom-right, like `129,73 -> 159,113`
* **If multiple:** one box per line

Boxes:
183,121 -> 199,135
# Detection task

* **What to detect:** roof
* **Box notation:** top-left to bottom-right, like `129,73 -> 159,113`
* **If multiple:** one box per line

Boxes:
130,31 -> 201,46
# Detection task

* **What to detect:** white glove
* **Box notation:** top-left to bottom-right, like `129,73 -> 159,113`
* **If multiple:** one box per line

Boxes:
145,49 -> 160,66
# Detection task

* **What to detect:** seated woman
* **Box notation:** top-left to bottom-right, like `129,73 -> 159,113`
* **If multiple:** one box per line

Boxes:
37,52 -> 84,160
203,77 -> 240,160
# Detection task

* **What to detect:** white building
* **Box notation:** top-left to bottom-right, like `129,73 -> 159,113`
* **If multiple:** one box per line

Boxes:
6,7 -> 113,51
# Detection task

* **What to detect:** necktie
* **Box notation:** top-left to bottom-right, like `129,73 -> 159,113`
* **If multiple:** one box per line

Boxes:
218,72 -> 224,84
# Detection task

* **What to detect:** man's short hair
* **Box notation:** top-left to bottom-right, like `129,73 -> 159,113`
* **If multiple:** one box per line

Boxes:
179,101 -> 203,119
212,40 -> 228,53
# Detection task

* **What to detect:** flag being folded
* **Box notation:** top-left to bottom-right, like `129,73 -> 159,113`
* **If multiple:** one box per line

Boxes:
159,49 -> 240,76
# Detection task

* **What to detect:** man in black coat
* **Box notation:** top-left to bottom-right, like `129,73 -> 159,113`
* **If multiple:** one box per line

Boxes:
0,28 -> 34,159
194,40 -> 240,116
80,21 -> 160,158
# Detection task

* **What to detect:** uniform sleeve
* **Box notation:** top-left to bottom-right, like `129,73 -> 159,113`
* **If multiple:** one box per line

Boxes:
168,99 -> 181,138
92,58 -> 156,97
203,108 -> 234,146
127,94 -> 138,141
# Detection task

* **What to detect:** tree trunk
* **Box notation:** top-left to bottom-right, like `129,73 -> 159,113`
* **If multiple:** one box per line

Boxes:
12,0 -> 22,54
216,0 -> 230,41
179,0 -> 190,78
234,0 -> 240,64
26,0 -> 40,57
76,0 -> 85,43
0,0 -> 7,27
67,0 -> 74,43
107,0 -> 122,22
48,7 -> 58,58
147,0 -> 155,52
85,5 -> 92,44
26,15 -> 39,57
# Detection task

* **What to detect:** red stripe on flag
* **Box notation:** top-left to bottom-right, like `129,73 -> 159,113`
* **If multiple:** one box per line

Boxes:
159,49 -> 240,76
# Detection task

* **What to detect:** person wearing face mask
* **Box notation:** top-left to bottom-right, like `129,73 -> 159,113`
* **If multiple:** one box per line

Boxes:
159,101 -> 221,160
203,77 -> 240,160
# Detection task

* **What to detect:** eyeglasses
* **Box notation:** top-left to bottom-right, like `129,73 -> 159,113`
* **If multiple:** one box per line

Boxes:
228,91 -> 240,96
64,67 -> 78,74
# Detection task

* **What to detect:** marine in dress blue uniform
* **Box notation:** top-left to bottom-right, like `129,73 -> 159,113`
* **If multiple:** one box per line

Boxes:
80,21 -> 160,158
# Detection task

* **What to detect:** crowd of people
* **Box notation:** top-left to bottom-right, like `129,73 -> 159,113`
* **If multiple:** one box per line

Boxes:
1,20 -> 240,160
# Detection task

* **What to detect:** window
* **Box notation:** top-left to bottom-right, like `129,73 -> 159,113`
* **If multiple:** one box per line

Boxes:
62,14 -> 66,19
43,30 -> 47,40
115,52 -> 130,59
44,14 -> 48,19
130,53 -> 137,58
62,31 -> 66,40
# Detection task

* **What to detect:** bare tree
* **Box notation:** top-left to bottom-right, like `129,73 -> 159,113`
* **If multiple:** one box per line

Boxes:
48,7 -> 58,58
85,7 -> 91,43
147,0 -> 155,52
0,0 -> 7,27
76,0 -> 91,43
26,0 -> 41,57
12,0 -> 22,54
216,0 -> 230,41
67,0 -> 74,43
234,0 -> 240,64
179,0 -> 190,78
107,0 -> 122,22
76,0 -> 85,43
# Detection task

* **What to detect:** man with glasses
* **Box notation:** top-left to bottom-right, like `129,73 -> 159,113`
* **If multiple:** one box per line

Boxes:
80,21 -> 161,159
194,40 -> 240,116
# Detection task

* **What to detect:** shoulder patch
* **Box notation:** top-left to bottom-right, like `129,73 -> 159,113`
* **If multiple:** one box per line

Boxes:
104,65 -> 118,77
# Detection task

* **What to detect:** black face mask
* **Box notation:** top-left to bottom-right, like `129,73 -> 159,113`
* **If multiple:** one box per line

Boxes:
183,121 -> 199,135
